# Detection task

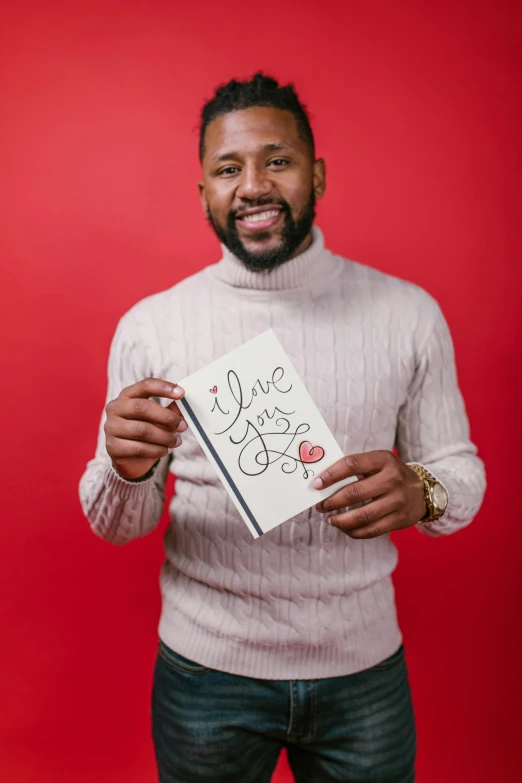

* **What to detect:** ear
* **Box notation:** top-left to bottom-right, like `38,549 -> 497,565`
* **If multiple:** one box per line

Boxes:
198,180 -> 209,218
312,158 -> 326,200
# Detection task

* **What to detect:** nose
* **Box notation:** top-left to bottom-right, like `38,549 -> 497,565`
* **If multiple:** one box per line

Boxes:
235,162 -> 272,201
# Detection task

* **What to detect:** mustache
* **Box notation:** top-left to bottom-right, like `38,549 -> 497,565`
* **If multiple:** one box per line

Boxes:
230,198 -> 290,219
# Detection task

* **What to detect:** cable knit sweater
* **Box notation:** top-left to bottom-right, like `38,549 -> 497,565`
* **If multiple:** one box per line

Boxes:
79,227 -> 486,679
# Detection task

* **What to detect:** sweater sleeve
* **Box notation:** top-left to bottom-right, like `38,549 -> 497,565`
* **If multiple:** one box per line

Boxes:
79,307 -> 171,545
395,295 -> 486,537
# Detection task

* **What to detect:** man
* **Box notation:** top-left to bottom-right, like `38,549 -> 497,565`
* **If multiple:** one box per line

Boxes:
80,73 -> 485,782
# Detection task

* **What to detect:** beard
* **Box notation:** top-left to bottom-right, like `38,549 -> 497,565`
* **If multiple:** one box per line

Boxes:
206,191 -> 316,272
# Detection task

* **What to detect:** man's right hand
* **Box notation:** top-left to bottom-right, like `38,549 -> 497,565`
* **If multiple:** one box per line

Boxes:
104,378 -> 187,480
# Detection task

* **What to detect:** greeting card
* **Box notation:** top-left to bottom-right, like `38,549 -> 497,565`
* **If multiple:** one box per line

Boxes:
177,329 -> 355,538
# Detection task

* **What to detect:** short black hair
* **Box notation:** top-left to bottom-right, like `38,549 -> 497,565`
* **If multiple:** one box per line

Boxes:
199,72 -> 315,161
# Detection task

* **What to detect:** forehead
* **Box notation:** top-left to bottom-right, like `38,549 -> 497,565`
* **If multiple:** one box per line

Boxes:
203,106 -> 307,162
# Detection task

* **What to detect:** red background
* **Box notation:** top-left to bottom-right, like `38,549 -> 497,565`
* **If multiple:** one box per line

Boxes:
1,1 -> 521,781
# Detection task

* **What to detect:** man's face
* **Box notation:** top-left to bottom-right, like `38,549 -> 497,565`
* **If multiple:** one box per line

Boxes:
198,106 -> 326,271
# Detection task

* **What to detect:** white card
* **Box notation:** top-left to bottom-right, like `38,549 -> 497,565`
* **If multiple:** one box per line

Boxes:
177,329 -> 356,538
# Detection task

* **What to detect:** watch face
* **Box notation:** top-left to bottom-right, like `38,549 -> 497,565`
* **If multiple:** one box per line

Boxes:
432,483 -> 448,512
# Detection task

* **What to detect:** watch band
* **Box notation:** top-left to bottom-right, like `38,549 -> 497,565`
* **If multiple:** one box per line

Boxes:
406,462 -> 439,523
405,462 -> 438,483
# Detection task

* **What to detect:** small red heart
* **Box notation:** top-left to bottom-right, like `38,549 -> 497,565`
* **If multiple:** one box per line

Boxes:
210,386 -> 218,394
299,441 -> 325,464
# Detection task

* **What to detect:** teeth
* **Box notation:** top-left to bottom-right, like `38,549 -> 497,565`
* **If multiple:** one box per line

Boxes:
240,210 -> 280,223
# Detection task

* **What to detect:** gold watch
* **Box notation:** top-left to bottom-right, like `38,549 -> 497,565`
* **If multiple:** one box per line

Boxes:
406,463 -> 449,523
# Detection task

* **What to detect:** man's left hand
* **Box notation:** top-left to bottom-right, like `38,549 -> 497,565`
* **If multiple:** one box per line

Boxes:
313,450 -> 426,538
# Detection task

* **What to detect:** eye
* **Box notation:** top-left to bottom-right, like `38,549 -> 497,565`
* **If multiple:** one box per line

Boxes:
269,158 -> 289,168
218,166 -> 240,177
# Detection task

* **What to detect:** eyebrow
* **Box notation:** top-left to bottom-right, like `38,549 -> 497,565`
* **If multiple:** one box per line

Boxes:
212,142 -> 292,163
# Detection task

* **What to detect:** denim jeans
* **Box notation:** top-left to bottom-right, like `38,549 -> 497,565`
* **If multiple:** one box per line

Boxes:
152,640 -> 416,783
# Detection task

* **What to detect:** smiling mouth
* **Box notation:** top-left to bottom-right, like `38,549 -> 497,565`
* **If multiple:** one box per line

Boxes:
235,209 -> 283,232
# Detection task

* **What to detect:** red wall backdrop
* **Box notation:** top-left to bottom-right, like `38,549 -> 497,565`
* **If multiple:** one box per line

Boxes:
1,1 -> 521,781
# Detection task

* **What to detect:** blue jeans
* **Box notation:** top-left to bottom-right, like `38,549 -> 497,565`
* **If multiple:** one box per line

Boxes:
152,640 -> 416,782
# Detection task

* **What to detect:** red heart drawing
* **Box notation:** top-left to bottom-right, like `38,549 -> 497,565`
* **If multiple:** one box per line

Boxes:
299,441 -> 325,464
209,386 -> 218,394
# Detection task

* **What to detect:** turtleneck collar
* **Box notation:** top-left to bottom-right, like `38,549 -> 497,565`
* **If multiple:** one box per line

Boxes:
207,226 -> 340,292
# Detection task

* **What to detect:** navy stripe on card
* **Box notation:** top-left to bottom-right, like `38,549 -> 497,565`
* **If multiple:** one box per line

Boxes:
180,398 -> 264,537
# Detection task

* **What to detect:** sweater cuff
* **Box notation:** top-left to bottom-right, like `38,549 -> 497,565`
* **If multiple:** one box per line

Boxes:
104,461 -> 157,497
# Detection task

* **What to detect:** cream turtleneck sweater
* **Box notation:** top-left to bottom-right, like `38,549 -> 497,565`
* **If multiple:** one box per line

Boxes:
79,227 -> 485,679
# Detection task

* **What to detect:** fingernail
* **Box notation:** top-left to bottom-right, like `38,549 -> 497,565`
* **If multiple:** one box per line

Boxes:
312,477 -> 323,490
325,516 -> 333,525
167,447 -> 174,454
176,436 -> 183,446
172,385 -> 184,396
178,420 -> 188,432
